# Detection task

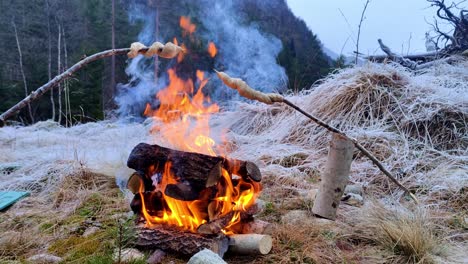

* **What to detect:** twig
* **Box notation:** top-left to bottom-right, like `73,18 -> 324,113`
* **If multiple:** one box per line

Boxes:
356,0 -> 371,64
0,47 -> 148,127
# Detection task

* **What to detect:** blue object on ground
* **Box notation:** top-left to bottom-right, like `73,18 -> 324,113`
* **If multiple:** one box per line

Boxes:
0,191 -> 30,211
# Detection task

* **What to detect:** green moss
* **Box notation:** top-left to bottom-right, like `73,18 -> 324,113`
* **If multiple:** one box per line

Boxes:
39,222 -> 54,233
264,202 -> 276,215
77,193 -> 104,218
321,230 -> 336,240
48,232 -> 112,261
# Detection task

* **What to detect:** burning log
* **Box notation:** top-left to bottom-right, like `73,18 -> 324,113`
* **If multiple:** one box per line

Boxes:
135,225 -> 229,257
198,199 -> 265,235
197,212 -> 235,235
127,143 -> 261,200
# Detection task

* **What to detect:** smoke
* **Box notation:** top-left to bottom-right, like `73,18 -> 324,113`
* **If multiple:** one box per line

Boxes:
116,0 -> 288,117
198,0 -> 287,98
115,2 -> 159,119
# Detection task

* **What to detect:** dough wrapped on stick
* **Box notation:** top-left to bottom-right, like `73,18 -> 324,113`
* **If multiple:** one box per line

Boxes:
214,70 -> 417,203
127,41 -> 184,59
214,70 -> 284,104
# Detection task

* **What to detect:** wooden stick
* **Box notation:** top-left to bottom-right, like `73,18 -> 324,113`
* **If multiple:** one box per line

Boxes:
0,47 -> 149,127
282,99 -> 418,203
215,71 -> 417,203
312,133 -> 354,220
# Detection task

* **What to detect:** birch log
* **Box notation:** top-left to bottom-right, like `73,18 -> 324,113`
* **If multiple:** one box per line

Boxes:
312,133 -> 354,220
228,234 -> 272,255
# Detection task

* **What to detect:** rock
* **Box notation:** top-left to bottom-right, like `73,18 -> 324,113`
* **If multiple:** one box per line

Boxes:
341,193 -> 364,207
82,226 -> 100,237
27,254 -> 62,264
187,249 -> 227,264
344,184 -> 364,196
113,248 -> 145,263
147,249 -> 166,264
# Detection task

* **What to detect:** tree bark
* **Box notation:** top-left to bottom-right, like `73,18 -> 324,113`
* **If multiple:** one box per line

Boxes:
135,225 -> 229,257
127,143 -> 262,196
312,133 -> 354,220
240,220 -> 272,235
228,234 -> 272,255
12,19 -> 34,124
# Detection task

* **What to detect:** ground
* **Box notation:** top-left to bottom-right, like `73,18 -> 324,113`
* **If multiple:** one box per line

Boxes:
1,61 -> 467,263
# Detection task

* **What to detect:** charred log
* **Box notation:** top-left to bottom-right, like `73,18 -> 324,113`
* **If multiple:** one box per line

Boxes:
127,143 -> 262,200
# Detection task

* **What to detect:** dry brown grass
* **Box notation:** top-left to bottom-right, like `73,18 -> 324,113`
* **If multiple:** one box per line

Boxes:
0,168 -> 127,262
350,202 -> 443,264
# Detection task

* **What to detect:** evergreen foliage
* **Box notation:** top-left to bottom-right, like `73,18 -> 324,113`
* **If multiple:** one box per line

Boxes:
0,0 -> 332,124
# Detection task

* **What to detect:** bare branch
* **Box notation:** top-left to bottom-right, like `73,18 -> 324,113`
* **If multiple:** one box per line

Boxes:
355,0 -> 371,64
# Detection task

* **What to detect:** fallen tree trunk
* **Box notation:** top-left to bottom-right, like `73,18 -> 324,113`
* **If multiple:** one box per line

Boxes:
312,133 -> 354,220
365,50 -> 444,61
0,49 -> 126,126
375,39 -> 463,70
0,47 -> 153,127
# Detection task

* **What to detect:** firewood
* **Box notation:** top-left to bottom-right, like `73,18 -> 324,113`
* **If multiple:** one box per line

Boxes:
199,199 -> 265,234
127,143 -> 262,200
312,133 -> 354,220
197,212 -> 235,235
135,225 -> 229,257
228,234 -> 272,255
240,220 -> 273,235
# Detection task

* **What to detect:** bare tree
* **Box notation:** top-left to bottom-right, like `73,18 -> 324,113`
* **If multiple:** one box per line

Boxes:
57,21 -> 62,124
428,0 -> 468,53
355,0 -> 371,64
109,0 -> 116,116
46,0 -> 55,121
12,19 -> 34,123
62,25 -> 71,127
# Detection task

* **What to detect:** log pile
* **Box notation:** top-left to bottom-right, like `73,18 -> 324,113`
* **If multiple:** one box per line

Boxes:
126,143 -> 272,258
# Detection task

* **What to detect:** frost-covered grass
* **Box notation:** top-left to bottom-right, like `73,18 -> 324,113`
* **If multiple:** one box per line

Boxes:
0,61 -> 467,263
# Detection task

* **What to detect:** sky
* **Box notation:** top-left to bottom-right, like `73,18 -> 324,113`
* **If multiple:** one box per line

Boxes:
286,0 -> 465,57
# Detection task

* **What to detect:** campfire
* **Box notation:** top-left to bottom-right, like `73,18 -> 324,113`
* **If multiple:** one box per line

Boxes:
124,17 -> 272,257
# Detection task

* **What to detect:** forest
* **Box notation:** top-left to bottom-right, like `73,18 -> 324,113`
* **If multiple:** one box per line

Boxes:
0,0 -> 331,125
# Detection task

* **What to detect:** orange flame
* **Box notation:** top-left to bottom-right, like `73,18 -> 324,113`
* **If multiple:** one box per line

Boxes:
140,17 -> 261,234
179,16 -> 196,36
208,42 -> 218,57
142,69 -> 261,233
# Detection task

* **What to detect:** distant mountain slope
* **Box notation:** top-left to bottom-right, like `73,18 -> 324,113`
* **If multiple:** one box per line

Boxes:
238,0 -> 332,90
